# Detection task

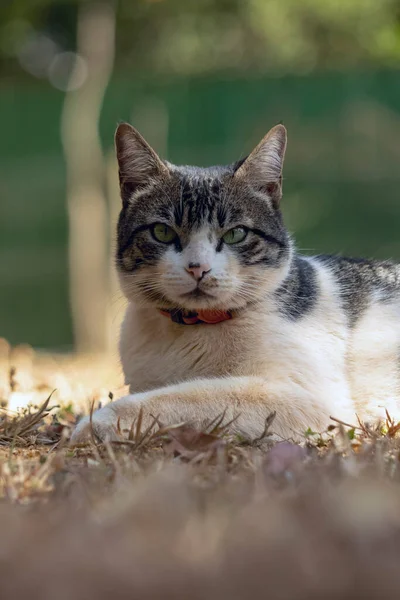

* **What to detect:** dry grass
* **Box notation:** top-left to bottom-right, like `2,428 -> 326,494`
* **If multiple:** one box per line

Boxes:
2,341 -> 400,598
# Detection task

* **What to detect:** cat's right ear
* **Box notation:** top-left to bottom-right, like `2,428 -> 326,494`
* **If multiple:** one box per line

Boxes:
115,123 -> 168,205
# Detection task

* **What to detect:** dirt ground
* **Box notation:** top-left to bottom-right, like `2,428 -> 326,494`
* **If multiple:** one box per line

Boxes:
2,340 -> 400,599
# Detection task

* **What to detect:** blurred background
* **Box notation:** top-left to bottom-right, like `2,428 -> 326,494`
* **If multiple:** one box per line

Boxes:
2,0 -> 400,353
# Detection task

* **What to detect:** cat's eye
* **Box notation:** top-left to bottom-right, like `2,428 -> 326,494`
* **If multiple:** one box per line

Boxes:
222,227 -> 248,245
152,223 -> 177,244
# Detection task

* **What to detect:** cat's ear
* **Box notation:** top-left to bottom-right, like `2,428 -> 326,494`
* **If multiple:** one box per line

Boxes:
115,123 -> 168,204
234,124 -> 287,207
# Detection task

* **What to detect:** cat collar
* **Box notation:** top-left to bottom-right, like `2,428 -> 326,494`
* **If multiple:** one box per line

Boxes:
159,308 -> 232,325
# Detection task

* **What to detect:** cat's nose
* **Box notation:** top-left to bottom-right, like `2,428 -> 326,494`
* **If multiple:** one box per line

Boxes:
185,262 -> 211,281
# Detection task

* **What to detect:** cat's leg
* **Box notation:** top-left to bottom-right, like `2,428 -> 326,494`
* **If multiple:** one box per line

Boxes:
71,376 -> 352,444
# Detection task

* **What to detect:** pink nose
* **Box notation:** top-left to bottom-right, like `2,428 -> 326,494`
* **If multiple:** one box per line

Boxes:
185,262 -> 211,281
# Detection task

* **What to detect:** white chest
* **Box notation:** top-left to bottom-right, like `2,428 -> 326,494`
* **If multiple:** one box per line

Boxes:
119,293 -> 349,397
119,305 -> 270,392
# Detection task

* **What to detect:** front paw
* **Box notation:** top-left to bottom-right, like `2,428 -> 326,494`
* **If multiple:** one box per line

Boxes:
70,406 -> 120,445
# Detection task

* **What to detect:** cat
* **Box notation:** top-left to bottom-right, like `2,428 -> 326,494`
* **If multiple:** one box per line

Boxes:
71,122 -> 400,444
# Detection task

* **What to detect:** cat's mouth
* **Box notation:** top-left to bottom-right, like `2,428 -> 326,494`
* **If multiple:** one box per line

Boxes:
180,288 -> 216,300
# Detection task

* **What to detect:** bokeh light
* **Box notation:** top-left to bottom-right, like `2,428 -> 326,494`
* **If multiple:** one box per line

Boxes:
48,52 -> 88,91
17,32 -> 58,78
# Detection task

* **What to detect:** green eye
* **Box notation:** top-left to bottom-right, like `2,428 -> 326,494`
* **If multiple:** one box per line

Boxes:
222,227 -> 248,245
152,223 -> 177,244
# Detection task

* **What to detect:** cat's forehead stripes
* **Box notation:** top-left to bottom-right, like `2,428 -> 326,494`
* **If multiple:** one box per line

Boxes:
132,167 -> 243,232
176,172 -> 231,229
125,169 -> 234,231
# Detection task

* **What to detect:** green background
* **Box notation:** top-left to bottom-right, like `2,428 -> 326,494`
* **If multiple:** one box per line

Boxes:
2,71 -> 400,349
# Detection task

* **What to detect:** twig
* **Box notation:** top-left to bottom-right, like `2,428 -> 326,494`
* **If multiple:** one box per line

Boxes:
252,411 -> 276,445
89,399 -> 103,462
329,415 -> 361,430
206,410 -> 227,434
135,406 -> 143,444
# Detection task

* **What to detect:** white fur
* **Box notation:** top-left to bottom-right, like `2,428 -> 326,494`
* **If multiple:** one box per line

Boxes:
349,297 -> 400,420
161,229 -> 233,305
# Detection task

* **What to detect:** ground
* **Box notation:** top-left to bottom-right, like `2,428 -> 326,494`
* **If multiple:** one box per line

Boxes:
1,340 -> 400,599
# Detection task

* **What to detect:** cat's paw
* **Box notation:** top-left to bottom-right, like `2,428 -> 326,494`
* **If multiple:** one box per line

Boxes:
70,406 -> 120,445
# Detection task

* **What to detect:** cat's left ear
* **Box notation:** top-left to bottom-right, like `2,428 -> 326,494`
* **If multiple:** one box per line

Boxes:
234,124 -> 287,207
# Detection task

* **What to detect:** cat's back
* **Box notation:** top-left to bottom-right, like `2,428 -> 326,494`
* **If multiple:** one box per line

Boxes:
314,254 -> 400,419
314,255 -> 400,322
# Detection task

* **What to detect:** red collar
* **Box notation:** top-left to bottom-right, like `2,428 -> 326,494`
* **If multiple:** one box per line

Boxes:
159,308 -> 232,325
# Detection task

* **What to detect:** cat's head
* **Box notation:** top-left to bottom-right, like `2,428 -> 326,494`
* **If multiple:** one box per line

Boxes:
115,123 -> 293,312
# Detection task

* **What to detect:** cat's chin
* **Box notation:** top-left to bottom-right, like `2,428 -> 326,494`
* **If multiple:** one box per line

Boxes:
164,295 -> 250,314
128,286 -> 257,314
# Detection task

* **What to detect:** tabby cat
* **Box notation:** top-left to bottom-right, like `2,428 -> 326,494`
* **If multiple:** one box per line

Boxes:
72,123 -> 400,443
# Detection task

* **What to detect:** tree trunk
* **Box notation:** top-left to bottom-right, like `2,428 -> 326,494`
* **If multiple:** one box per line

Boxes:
61,2 -> 116,353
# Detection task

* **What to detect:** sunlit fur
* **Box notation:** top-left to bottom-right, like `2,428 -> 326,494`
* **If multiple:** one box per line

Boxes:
72,123 -> 400,445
